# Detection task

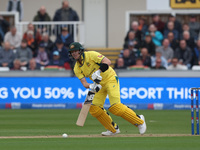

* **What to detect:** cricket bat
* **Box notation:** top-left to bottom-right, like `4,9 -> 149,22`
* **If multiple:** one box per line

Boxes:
76,90 -> 95,126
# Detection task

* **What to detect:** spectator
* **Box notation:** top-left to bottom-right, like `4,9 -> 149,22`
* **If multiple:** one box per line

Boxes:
188,15 -> 200,40
140,47 -> 151,67
121,49 -> 136,67
124,31 -> 140,49
23,23 -> 42,44
146,24 -> 163,46
15,39 -> 32,67
128,57 -> 150,70
48,51 -> 65,67
182,31 -> 195,66
138,16 -> 148,35
194,39 -> 200,65
119,42 -> 139,58
7,0 -> 23,21
151,58 -> 166,70
167,32 -> 179,51
180,23 -> 195,40
4,26 -> 21,50
167,57 -> 188,70
165,14 -> 182,34
53,0 -> 79,21
114,57 -> 126,69
151,50 -> 168,68
182,31 -> 195,50
33,6 -> 51,21
141,34 -> 156,56
57,27 -> 74,48
53,0 -> 79,36
12,59 -> 22,70
174,40 -> 192,69
125,21 -> 143,44
35,42 -> 49,68
0,42 -> 15,68
24,30 -> 37,57
28,58 -> 38,70
164,21 -> 179,40
40,32 -> 54,57
152,14 -> 165,33
0,15 -> 10,44
52,38 -> 71,64
156,39 -> 174,64
33,6 -> 51,34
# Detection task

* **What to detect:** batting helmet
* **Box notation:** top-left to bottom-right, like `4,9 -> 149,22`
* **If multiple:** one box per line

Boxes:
69,42 -> 84,60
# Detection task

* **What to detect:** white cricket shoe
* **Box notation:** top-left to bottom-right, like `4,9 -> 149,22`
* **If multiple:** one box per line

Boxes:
101,128 -> 120,136
138,115 -> 147,134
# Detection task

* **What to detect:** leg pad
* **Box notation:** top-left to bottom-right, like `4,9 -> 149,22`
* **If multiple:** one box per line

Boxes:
109,103 -> 144,125
89,105 -> 116,133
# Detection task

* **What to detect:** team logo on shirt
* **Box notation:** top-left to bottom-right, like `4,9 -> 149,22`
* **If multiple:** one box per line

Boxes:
86,62 -> 91,67
98,55 -> 103,58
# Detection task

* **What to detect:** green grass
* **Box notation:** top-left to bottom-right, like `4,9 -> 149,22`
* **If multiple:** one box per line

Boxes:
0,137 -> 199,150
0,109 -> 198,150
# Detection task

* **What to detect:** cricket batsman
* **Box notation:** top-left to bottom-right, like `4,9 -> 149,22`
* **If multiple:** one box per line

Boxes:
69,42 -> 146,135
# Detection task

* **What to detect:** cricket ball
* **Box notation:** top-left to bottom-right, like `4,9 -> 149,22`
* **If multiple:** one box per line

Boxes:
62,133 -> 68,138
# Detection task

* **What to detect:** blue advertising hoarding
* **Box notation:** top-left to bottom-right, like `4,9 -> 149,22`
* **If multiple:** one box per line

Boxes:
0,77 -> 199,109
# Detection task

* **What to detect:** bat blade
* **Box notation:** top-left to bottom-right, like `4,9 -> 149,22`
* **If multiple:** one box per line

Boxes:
76,103 -> 91,126
76,91 -> 95,126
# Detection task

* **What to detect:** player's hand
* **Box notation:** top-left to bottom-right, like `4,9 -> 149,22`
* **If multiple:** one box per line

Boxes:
89,83 -> 102,93
91,70 -> 102,83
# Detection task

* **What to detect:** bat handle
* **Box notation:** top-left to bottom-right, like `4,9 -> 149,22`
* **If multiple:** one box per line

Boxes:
90,82 -> 97,93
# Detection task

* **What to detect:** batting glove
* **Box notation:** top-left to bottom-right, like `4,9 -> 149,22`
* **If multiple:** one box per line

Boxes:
89,83 -> 102,93
91,70 -> 102,84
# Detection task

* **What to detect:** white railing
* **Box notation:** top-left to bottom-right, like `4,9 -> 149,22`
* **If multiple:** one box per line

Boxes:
0,11 -> 85,44
16,21 -> 85,44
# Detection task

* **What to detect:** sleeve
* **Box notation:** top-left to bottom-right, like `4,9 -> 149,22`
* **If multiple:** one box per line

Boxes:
184,49 -> 192,65
155,31 -> 163,41
73,11 -> 79,21
162,57 -> 168,68
89,51 -> 105,64
74,65 -> 84,80
53,10 -> 59,21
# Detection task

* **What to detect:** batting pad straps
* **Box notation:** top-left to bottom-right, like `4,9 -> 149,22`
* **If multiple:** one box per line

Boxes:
89,105 -> 116,133
109,103 -> 144,126
99,63 -> 108,72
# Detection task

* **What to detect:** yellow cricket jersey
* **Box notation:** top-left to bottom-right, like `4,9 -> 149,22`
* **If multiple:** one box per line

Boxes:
74,51 -> 117,85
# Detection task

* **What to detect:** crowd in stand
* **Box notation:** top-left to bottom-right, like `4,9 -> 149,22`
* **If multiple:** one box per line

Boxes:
115,14 -> 200,70
0,0 -> 79,71
1,0 -> 200,71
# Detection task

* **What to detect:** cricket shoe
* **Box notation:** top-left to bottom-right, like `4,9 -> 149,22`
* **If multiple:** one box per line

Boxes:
101,126 -> 120,136
138,115 -> 147,134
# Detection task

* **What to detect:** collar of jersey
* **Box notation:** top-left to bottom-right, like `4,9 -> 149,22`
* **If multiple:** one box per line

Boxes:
78,52 -> 85,67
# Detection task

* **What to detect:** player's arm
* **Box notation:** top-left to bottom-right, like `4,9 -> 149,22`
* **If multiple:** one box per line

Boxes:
92,57 -> 111,83
80,77 -> 90,88
80,77 -> 102,92
101,57 -> 111,67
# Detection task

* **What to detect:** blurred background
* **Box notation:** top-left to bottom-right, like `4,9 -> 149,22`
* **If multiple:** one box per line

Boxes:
0,0 -> 200,110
